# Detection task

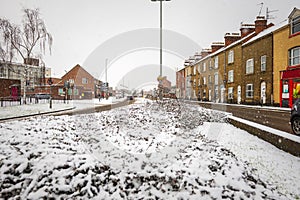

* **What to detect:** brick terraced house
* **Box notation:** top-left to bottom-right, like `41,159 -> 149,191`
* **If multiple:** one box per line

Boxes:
178,7 -> 300,107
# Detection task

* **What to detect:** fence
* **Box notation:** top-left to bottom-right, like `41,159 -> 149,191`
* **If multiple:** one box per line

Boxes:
0,96 -> 67,107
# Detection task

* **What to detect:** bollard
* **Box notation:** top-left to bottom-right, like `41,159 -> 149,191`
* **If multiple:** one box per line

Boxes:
50,97 -> 52,109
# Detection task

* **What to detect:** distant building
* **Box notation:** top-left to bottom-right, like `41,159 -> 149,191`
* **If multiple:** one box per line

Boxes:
159,76 -> 171,93
176,68 -> 185,98
0,59 -> 45,93
59,64 -> 98,99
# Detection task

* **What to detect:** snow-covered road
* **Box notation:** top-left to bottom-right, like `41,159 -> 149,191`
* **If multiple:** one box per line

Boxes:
0,98 -> 299,199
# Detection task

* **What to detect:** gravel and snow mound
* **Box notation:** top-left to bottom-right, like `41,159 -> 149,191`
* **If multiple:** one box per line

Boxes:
0,99 -> 296,199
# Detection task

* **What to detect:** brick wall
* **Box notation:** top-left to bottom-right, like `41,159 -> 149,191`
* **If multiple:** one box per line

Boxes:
0,79 -> 21,98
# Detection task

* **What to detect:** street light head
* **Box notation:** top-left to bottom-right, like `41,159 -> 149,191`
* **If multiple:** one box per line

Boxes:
150,0 -> 171,1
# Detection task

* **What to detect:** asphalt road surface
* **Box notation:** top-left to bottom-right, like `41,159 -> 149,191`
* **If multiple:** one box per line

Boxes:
190,101 -> 293,134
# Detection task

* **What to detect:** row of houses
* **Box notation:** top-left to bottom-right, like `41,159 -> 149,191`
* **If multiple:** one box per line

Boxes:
0,59 -> 110,100
176,7 -> 300,108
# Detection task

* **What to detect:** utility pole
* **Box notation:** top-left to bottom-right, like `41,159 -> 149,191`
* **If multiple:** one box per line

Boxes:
105,58 -> 108,99
150,0 -> 171,100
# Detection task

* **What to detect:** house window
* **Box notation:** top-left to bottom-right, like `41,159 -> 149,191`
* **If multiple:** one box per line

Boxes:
203,63 -> 206,72
214,57 -> 218,69
203,77 -> 206,85
203,89 -> 206,97
228,87 -> 234,99
228,70 -> 234,83
261,55 -> 267,71
82,78 -> 88,84
34,72 -> 39,84
74,88 -> 79,95
214,72 -> 218,85
246,58 -> 254,74
246,84 -> 253,98
289,47 -> 300,66
291,15 -> 300,35
0,67 -> 6,78
208,75 -> 211,84
58,88 -> 64,95
17,69 -> 21,78
209,60 -> 212,69
197,65 -> 201,73
193,67 -> 196,75
228,50 -> 234,64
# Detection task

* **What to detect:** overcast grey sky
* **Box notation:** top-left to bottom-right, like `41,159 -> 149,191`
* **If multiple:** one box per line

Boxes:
0,0 -> 299,89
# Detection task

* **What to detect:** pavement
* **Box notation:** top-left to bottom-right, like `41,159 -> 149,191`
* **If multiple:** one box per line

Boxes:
0,97 -> 127,121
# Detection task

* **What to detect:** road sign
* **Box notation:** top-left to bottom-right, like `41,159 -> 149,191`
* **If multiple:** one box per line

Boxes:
48,78 -> 53,85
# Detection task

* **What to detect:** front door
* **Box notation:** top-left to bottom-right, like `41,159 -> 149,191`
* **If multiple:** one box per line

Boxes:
237,85 -> 241,104
261,81 -> 266,104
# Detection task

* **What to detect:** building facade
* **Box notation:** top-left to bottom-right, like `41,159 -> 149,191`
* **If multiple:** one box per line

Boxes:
274,8 -> 300,107
176,68 -> 185,98
178,9 -> 300,107
60,64 -> 97,99
0,60 -> 45,93
242,23 -> 274,105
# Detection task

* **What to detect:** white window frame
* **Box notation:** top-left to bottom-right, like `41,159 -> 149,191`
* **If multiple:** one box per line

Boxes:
291,15 -> 300,35
246,58 -> 254,74
228,50 -> 234,64
58,88 -> 64,95
214,57 -> 218,69
228,87 -> 234,99
289,47 -> 300,66
261,55 -> 266,71
246,84 -> 254,98
228,70 -> 234,83
203,63 -> 206,72
82,77 -> 88,84
208,75 -> 212,84
0,67 -> 7,78
203,77 -> 206,85
214,72 -> 219,85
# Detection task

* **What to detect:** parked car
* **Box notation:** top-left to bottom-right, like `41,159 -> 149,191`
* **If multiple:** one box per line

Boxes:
290,99 -> 300,135
127,96 -> 134,100
35,93 -> 51,100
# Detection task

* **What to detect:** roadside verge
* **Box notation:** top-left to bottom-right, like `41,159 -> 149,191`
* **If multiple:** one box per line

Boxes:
227,115 -> 300,157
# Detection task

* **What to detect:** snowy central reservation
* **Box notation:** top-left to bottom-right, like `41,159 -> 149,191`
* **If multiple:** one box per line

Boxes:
0,99 -> 299,199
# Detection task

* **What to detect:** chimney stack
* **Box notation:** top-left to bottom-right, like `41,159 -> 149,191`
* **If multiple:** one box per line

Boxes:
194,52 -> 202,61
224,33 -> 241,47
211,42 -> 224,53
200,48 -> 212,58
240,24 -> 255,38
255,16 -> 267,34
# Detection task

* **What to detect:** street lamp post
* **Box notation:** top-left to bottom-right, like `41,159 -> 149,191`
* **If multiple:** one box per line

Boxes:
150,0 -> 170,100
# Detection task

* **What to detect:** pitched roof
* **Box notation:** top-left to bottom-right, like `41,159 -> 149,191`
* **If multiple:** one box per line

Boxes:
61,64 -> 95,80
190,32 -> 255,67
243,20 -> 288,46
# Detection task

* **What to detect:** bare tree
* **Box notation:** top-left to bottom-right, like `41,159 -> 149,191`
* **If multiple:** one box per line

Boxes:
0,8 -> 52,61
0,8 -> 53,103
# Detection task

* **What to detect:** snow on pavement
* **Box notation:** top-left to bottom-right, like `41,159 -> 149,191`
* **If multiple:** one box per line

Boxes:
0,98 -> 299,199
0,97 -> 126,120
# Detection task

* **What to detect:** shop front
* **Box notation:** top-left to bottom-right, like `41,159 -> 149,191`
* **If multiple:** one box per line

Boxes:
280,68 -> 300,107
